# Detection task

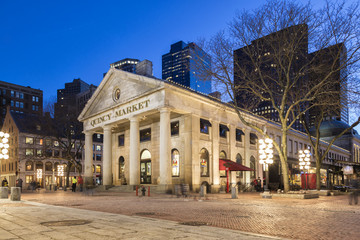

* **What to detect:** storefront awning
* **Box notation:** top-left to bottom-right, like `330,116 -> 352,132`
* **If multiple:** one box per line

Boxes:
219,159 -> 254,171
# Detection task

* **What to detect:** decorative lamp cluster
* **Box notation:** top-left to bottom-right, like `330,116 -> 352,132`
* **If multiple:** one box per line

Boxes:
0,131 -> 10,159
259,138 -> 274,164
37,169 -> 43,179
299,149 -> 311,170
57,165 -> 64,177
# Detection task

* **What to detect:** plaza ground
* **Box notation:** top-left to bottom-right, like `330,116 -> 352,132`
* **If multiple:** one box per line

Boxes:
1,190 -> 359,239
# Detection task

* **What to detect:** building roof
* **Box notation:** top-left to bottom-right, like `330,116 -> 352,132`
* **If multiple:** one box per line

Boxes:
310,120 -> 359,138
10,111 -> 53,135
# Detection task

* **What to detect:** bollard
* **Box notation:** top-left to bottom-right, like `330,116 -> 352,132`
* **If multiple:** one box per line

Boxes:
136,186 -> 138,196
0,187 -> 8,199
231,186 -> 238,199
200,185 -> 206,197
148,186 -> 150,197
10,187 -> 21,201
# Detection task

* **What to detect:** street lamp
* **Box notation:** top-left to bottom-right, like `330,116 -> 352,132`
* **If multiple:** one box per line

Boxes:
259,138 -> 274,192
299,149 -> 311,190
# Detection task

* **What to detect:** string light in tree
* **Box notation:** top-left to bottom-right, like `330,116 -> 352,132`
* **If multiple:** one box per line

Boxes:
0,131 -> 10,159
259,138 -> 274,165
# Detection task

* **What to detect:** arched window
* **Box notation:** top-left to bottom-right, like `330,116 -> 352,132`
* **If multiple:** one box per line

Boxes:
171,149 -> 180,177
119,156 -> 125,179
141,149 -> 151,160
250,156 -> 256,179
236,154 -> 243,177
45,162 -> 52,171
25,161 -> 33,171
200,148 -> 209,177
219,151 -> 227,159
36,161 -> 43,170
219,151 -> 227,177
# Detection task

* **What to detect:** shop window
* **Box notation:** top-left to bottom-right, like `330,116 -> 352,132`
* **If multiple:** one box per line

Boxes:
118,134 -> 125,146
171,121 -> 179,136
236,129 -> 244,142
219,124 -> 229,138
200,119 -> 211,134
25,175 -> 33,184
25,161 -> 33,171
219,151 -> 227,177
25,148 -> 34,156
250,133 -> 258,145
45,162 -> 52,171
171,149 -> 180,177
250,156 -> 256,179
25,137 -> 34,144
140,128 -> 151,142
200,148 -> 209,177
236,154 -> 243,177
118,156 -> 125,179
96,165 -> 101,173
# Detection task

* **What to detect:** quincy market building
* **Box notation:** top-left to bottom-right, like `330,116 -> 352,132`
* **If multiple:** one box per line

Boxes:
78,68 -> 356,193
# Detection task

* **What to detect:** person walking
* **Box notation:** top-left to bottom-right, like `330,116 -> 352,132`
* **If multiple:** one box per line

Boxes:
72,176 -> 77,192
78,176 -> 83,192
2,177 -> 8,187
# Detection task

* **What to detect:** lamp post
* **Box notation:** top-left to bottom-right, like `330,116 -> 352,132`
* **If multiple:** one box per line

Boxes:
299,149 -> 311,190
259,138 -> 274,192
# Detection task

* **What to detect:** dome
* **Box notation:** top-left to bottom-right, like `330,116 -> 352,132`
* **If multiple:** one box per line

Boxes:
310,120 -> 356,138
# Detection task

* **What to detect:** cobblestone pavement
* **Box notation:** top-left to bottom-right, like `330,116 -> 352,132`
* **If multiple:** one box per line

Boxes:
11,191 -> 360,239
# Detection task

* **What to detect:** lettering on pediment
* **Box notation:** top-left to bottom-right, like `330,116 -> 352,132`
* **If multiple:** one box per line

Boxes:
90,99 -> 150,127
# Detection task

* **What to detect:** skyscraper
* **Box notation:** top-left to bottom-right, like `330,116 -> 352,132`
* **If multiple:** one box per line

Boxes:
0,81 -> 43,126
110,58 -> 153,77
55,78 -> 96,118
162,41 -> 212,94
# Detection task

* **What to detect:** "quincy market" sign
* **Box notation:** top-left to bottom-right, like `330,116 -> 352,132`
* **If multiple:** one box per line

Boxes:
90,99 -> 150,127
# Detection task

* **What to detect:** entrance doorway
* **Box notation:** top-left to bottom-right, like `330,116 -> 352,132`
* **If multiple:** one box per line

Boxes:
140,150 -> 151,184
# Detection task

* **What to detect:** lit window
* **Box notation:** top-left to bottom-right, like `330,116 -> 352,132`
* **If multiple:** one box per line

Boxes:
171,121 -> 179,136
171,149 -> 180,177
25,137 -> 34,144
25,148 -> 34,156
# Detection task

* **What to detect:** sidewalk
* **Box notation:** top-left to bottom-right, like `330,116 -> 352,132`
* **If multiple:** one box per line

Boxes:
0,197 -> 282,240
3,190 -> 360,239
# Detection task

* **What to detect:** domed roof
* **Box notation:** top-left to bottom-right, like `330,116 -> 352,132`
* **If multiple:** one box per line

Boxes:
310,120 -> 357,138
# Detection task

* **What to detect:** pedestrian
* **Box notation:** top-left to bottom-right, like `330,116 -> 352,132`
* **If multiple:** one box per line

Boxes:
16,178 -> 23,192
72,176 -> 77,192
2,177 -> 8,187
252,178 -> 258,191
349,177 -> 359,205
257,177 -> 262,192
78,176 -> 83,192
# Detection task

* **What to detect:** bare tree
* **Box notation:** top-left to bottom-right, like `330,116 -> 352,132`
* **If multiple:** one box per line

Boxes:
200,0 -> 360,192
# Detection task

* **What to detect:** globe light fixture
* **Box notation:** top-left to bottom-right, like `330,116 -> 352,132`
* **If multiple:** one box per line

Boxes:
259,137 -> 274,191
299,148 -> 311,190
0,131 -> 10,160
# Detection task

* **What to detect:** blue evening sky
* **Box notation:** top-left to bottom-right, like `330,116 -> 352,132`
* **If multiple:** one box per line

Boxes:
1,0 -> 357,129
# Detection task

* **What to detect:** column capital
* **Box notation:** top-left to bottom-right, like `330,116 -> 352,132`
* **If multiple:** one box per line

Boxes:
103,125 -> 113,131
159,107 -> 171,114
129,116 -> 139,122
84,130 -> 94,136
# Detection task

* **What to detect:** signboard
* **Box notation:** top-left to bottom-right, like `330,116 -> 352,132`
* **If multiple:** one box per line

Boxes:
342,166 -> 354,175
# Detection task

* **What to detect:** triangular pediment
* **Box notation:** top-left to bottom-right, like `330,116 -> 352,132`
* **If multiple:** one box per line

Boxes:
78,68 -> 164,121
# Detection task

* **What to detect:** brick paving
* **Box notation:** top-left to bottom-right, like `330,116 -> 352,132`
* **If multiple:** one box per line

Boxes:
19,190 -> 360,240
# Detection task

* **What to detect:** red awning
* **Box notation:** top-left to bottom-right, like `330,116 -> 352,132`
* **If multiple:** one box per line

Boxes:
219,159 -> 254,171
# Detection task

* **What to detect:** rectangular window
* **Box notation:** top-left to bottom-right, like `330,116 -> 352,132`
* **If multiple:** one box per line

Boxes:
11,90 -> 14,97
140,128 -> 151,142
37,149 -> 42,156
219,124 -> 229,138
32,96 -> 35,101
250,133 -> 258,145
295,141 -> 298,154
19,93 -> 24,99
25,175 -> 34,184
45,139 -> 51,146
96,165 -> 101,173
171,121 -> 179,136
25,137 -> 34,144
289,139 -> 293,153
16,92 -> 19,98
96,154 -> 102,161
200,119 -> 211,134
2,99 -> 5,105
11,100 -> 14,107
25,148 -> 34,156
15,101 -> 19,107
20,102 -> 24,108
236,129 -> 244,142
118,134 -> 125,146
96,145 -> 102,151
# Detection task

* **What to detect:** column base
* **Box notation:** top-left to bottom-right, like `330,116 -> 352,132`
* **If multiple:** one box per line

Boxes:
210,184 -> 220,193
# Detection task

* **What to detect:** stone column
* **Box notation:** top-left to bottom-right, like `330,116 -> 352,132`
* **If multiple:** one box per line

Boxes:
129,117 -> 140,185
244,128 -> 251,185
84,131 -> 94,186
159,108 -> 171,186
211,120 -> 220,192
229,125 -> 237,186
103,125 -> 112,186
